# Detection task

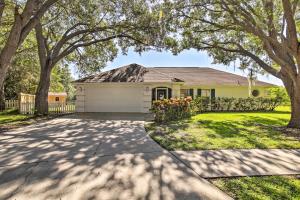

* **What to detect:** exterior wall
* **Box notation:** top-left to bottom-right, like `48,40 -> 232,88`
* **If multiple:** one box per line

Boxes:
143,83 -> 180,113
74,82 -> 271,113
48,95 -> 67,104
180,85 -> 270,98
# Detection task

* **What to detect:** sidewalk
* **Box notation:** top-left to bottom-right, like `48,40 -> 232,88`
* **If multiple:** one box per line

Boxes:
171,149 -> 300,178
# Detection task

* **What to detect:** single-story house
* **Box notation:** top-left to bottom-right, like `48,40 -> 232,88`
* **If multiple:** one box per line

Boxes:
73,63 -> 275,113
48,92 -> 67,104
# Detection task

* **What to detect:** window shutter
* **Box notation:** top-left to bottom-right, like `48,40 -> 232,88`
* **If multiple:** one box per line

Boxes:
189,89 -> 194,98
211,89 -> 215,99
168,88 -> 172,99
152,88 -> 156,101
197,89 -> 201,97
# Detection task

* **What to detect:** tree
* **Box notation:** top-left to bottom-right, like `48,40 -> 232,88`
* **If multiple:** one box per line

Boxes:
0,0 -> 58,109
166,0 -> 300,128
34,0 -> 165,114
4,32 -> 75,100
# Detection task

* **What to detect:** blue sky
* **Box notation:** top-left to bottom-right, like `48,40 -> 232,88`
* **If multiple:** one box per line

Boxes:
73,49 -> 282,86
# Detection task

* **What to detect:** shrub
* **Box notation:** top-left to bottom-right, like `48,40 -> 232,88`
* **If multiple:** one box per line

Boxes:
267,87 -> 290,105
151,97 -> 195,122
151,96 -> 283,123
194,96 -> 283,112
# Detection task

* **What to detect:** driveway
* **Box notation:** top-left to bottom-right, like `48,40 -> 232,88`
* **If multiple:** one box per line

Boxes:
0,113 -> 231,200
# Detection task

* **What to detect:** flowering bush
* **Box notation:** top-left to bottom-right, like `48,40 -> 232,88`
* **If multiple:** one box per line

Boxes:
151,97 -> 195,122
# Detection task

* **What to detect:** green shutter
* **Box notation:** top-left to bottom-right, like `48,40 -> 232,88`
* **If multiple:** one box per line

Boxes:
197,89 -> 201,97
211,89 -> 215,99
189,89 -> 194,99
168,88 -> 172,99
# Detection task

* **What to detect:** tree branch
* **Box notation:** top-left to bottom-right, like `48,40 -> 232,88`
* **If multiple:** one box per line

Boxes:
0,0 -> 5,25
19,0 -> 59,46
282,0 -> 298,51
35,21 -> 48,69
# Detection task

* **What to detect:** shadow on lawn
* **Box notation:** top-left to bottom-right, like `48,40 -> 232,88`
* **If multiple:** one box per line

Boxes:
149,112 -> 299,150
213,176 -> 300,200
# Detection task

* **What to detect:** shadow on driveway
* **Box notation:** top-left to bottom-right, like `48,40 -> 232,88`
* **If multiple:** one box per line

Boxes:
0,113 -> 231,200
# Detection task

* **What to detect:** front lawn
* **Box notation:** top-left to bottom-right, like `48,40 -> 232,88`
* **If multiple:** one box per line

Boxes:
146,106 -> 300,150
212,176 -> 300,200
0,109 -> 53,132
0,109 -> 32,125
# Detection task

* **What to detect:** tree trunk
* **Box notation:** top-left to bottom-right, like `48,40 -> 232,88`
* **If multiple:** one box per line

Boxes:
288,92 -> 300,128
283,77 -> 300,128
0,79 -> 4,111
35,66 -> 51,115
0,60 -> 11,111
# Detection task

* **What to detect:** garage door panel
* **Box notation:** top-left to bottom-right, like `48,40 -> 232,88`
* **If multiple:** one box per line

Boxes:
85,85 -> 143,112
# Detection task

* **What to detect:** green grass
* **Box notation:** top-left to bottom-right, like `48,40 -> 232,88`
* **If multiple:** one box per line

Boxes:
0,109 -> 32,125
146,106 -> 300,150
212,176 -> 300,200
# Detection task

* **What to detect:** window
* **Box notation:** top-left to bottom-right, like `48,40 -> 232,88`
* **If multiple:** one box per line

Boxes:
201,89 -> 211,97
180,89 -> 191,98
152,87 -> 172,101
55,97 -> 60,101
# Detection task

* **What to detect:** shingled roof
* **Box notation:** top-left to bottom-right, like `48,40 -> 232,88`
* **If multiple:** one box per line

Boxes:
74,63 -> 275,86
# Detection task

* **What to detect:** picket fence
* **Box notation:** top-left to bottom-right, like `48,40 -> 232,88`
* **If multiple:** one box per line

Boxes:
5,100 -> 19,110
4,93 -> 75,115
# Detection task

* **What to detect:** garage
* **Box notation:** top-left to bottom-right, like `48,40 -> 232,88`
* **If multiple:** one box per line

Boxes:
84,84 -> 143,113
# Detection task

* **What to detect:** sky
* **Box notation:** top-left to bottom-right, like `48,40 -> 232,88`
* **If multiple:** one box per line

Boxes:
72,49 -> 283,86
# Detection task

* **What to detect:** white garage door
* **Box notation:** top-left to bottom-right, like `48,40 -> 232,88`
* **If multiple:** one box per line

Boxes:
84,85 -> 143,112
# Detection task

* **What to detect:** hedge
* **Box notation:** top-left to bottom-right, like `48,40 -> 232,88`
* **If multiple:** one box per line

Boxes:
151,97 -> 282,122
195,97 -> 283,112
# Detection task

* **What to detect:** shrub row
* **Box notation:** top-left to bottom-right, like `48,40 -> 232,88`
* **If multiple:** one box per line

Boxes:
151,97 -> 194,123
195,97 -> 283,112
151,97 -> 283,122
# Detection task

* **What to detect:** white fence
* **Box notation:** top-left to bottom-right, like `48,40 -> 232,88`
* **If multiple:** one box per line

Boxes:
49,103 -> 75,114
5,100 -> 19,110
19,93 -> 35,114
3,93 -> 75,115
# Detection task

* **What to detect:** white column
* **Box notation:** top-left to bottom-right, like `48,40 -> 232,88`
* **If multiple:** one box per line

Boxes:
75,84 -> 85,112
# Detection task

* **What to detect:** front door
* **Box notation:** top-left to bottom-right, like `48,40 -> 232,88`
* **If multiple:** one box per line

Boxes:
157,89 -> 167,100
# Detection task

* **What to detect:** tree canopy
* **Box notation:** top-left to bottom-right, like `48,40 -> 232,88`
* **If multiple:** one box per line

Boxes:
163,0 -> 300,128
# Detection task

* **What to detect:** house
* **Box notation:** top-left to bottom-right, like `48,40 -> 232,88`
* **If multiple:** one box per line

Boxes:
73,63 -> 275,113
48,92 -> 67,104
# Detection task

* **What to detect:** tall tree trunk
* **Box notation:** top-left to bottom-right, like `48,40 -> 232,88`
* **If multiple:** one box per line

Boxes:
0,74 -> 5,111
0,55 -> 14,111
283,77 -> 300,128
35,65 -> 51,115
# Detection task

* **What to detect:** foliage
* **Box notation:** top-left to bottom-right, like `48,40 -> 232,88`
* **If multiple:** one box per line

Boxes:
4,33 -> 40,99
194,97 -> 282,112
267,87 -> 290,105
151,97 -> 194,122
212,176 -> 300,200
146,106 -> 300,150
50,65 -> 75,100
38,0 -> 167,77
161,0 -> 300,127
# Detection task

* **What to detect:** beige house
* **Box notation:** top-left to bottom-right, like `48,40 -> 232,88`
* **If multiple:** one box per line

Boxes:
74,64 -> 275,113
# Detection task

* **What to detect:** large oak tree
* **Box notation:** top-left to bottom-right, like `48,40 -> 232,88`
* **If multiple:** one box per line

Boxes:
0,0 -> 58,109
166,0 -> 300,128
34,0 -> 165,114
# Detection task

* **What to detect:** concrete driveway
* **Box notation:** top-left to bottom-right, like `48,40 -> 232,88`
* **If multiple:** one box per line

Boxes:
0,113 -> 231,200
